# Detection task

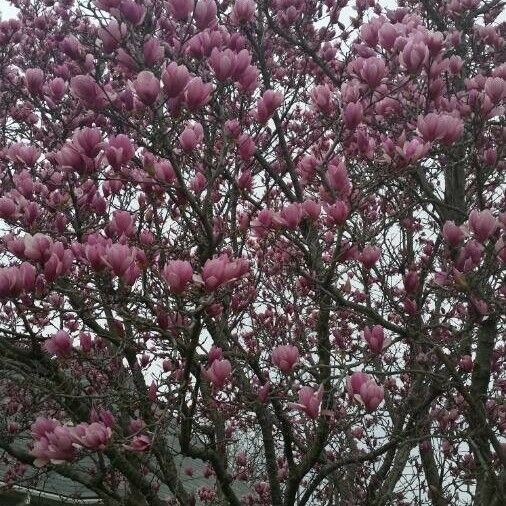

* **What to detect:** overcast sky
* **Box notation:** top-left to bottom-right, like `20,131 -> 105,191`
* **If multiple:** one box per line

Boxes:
0,0 -> 17,19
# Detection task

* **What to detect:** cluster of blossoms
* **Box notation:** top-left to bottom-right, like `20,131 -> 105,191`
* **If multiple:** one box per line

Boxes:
0,0 -> 504,504
31,417 -> 112,467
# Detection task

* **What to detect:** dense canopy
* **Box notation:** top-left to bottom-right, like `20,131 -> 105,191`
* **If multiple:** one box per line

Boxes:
0,0 -> 505,504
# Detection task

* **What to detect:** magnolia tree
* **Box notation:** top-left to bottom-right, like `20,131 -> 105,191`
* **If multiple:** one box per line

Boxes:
0,0 -> 505,504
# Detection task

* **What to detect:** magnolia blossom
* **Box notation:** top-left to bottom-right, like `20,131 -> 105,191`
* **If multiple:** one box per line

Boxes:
133,70 -> 160,105
359,246 -> 381,269
204,358 -> 232,388
290,385 -> 324,419
363,325 -> 387,354
255,90 -> 283,123
347,372 -> 384,412
162,62 -> 190,98
43,330 -> 72,357
105,135 -> 135,168
468,209 -> 497,243
162,260 -> 193,293
31,425 -> 76,467
184,77 -> 213,111
271,345 -> 299,374
179,122 -> 204,151
201,255 -> 249,291
124,434 -> 151,452
231,0 -> 256,24
70,422 -> 112,450
443,221 -> 465,246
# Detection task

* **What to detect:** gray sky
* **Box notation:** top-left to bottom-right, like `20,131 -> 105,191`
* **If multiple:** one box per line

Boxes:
0,0 -> 17,19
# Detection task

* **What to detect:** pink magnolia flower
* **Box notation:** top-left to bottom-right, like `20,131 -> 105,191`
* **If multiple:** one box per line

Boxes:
0,267 -> 23,298
232,49 -> 251,80
272,345 -> 299,374
154,159 -> 176,183
105,134 -> 135,168
326,161 -> 352,198
194,0 -> 217,30
7,143 -> 40,166
128,418 -> 146,434
363,325 -> 387,354
324,201 -> 349,226
0,196 -> 17,219
201,255 -> 248,291
359,57 -> 387,88
397,138 -> 429,162
347,372 -> 384,411
102,244 -> 134,276
280,203 -> 302,229
70,75 -> 107,109
79,332 -> 93,353
133,70 -> 160,105
73,127 -> 102,158
111,210 -> 134,236
162,62 -> 190,98
347,371 -> 370,397
468,209 -> 497,243
209,48 -> 237,81
231,0 -> 256,24
162,260 -> 193,294
44,247 -> 71,280
255,90 -> 283,123
443,221 -> 465,246
168,0 -> 193,20
291,385 -> 324,419
3,263 -> 23,294
359,245 -> 381,269
31,424 -> 76,467
60,35 -> 81,59
31,417 -> 59,439
343,102 -> 363,129
417,113 -> 464,144
143,37 -> 164,66
18,262 -> 37,292
43,330 -> 72,357
70,422 -> 111,450
302,200 -> 321,220
400,40 -> 429,73
46,77 -> 67,102
236,169 -> 252,190
98,20 -> 125,53
25,68 -> 44,94
204,358 -> 232,388
237,64 -> 259,92
237,134 -> 256,161
179,122 -> 204,151
208,345 -> 223,364
90,409 -> 116,428
190,171 -> 207,194
119,0 -> 145,24
358,380 -> 384,412
484,76 -> 506,104
311,84 -> 334,114
124,434 -> 151,452
378,22 -> 398,49
456,240 -> 484,272
225,119 -> 241,138
184,77 -> 213,110
403,271 -> 420,294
